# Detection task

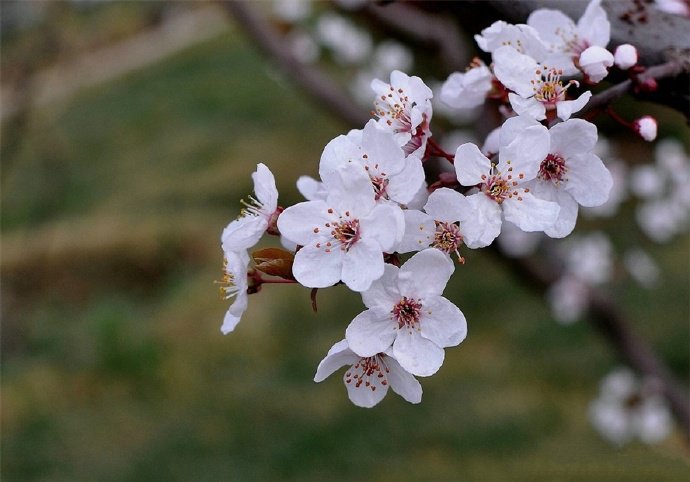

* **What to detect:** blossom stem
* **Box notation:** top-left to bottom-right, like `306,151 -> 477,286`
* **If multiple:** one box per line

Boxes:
426,137 -> 455,163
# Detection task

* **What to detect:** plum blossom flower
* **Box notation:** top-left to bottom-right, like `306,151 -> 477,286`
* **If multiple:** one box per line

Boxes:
314,339 -> 422,408
398,188 -> 485,260
440,59 -> 493,111
319,119 -> 425,206
278,162 -> 404,292
578,46 -> 614,83
589,368 -> 673,446
218,249 -> 250,334
454,116 -> 560,245
493,46 -> 591,121
345,249 -> 467,377
527,0 -> 611,77
634,116 -> 658,142
526,118 -> 613,238
371,70 -> 433,156
221,163 -> 280,253
614,44 -> 638,70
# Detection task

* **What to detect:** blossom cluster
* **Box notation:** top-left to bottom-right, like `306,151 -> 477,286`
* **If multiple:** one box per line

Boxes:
216,0 -> 683,414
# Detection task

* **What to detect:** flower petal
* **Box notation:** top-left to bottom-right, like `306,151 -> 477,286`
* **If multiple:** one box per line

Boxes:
564,153 -> 613,207
508,92 -> 546,121
424,188 -> 474,224
499,115 -> 550,179
393,329 -> 445,377
398,209 -> 435,254
253,163 -> 278,212
502,191 -> 560,232
344,363 -> 389,408
346,309 -> 397,357
398,248 -> 454,299
385,355 -> 422,404
221,216 -> 267,253
455,143 -> 491,187
420,296 -> 467,348
463,193 -> 503,247
360,203 -> 405,252
493,46 -> 540,98
342,238 -> 385,292
292,242 -> 344,288
276,200 -> 332,247
548,119 -> 598,158
361,264 -> 401,311
556,90 -> 592,120
314,340 -> 360,382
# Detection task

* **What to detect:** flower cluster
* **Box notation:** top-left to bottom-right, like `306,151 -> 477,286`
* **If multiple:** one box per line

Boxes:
215,0 -> 686,411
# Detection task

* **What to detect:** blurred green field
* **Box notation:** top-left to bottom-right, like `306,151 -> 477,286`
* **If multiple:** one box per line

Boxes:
2,7 -> 689,482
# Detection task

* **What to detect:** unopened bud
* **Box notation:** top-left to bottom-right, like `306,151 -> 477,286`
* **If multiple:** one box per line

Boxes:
614,44 -> 638,69
634,116 -> 658,142
635,77 -> 658,93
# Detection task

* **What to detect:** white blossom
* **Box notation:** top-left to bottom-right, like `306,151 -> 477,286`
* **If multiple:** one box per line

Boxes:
371,70 -> 433,156
613,44 -> 638,70
493,46 -> 591,121
278,162 -> 404,292
345,249 -> 467,377
315,12 -> 372,65
218,249 -> 250,334
527,118 -> 613,238
221,163 -> 280,253
634,116 -> 658,142
314,339 -> 422,408
454,115 -> 560,244
319,119 -> 425,206
440,60 -> 493,111
547,274 -> 589,324
589,368 -> 673,446
579,45 -> 614,83
623,248 -> 661,289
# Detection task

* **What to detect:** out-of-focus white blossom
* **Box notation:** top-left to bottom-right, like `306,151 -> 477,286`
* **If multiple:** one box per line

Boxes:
634,116 -> 658,142
316,13 -> 372,64
564,232 -> 614,285
547,274 -> 589,324
613,44 -> 638,69
589,368 -> 673,446
630,165 -> 663,198
623,248 -> 661,288
286,29 -> 320,64
272,0 -> 311,22
655,0 -> 690,17
496,221 -> 542,258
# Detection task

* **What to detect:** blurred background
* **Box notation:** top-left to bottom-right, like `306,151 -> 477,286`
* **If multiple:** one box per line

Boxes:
2,1 -> 689,480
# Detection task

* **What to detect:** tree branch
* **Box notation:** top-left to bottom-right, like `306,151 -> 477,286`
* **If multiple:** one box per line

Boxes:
219,0 -> 369,128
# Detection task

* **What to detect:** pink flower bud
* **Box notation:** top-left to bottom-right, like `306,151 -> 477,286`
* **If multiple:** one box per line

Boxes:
634,116 -> 658,142
614,44 -> 638,69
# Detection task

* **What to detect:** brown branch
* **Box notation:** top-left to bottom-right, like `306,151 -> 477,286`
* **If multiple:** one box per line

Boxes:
578,59 -> 689,119
361,1 -> 468,72
219,0 -> 370,128
222,1 -> 690,440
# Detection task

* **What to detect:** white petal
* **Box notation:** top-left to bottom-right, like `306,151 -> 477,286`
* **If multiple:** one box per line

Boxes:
455,143 -> 491,186
393,329 -> 445,377
346,309 -> 397,357
398,209 -> 435,253
508,93 -> 546,121
549,119 -> 597,158
499,115 -> 550,179
319,134 -> 361,183
503,191 -> 560,232
386,155 -> 426,205
556,90 -> 592,120
314,340 -> 360,382
344,362 -> 389,408
493,46 -> 540,98
325,162 -> 376,215
361,120 -> 407,176
535,186 -> 579,238
577,0 -> 610,47
564,153 -> 613,207
398,248 -> 454,299
463,193 -> 503,247
385,355 -> 422,404
292,242 -> 344,288
424,188 -> 473,224
253,163 -> 278,211
527,9 -> 576,50
221,216 -> 267,252
361,264 -> 401,311
578,46 -> 613,83
360,203 -> 405,252
276,200 -> 332,247
342,238 -> 385,292
420,296 -> 467,348
221,297 -> 247,335
296,175 -> 327,201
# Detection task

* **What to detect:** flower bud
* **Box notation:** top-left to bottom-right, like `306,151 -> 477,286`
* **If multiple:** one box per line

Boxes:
614,44 -> 638,69
634,116 -> 658,142
579,46 -> 614,83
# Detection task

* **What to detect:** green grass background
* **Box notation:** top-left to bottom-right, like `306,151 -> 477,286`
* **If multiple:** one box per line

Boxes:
2,6 -> 689,481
